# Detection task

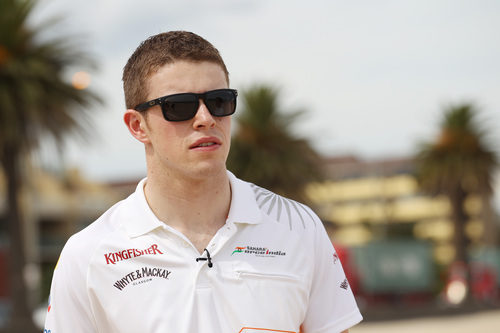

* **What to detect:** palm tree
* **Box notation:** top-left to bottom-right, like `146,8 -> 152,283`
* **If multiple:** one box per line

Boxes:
0,0 -> 100,331
416,103 -> 497,301
227,84 -> 324,203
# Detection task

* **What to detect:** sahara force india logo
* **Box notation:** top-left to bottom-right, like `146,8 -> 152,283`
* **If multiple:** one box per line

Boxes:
232,246 -> 286,257
104,244 -> 163,265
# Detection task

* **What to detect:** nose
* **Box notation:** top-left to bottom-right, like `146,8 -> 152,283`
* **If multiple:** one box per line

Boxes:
192,99 -> 216,129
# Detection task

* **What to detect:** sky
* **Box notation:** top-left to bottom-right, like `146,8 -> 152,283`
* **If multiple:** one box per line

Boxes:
30,0 -> 500,185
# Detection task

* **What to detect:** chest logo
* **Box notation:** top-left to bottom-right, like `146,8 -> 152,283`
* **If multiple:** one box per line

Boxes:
231,246 -> 286,257
104,244 -> 163,265
113,266 -> 171,291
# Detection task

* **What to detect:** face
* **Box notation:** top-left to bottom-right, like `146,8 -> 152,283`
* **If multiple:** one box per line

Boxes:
124,60 -> 232,181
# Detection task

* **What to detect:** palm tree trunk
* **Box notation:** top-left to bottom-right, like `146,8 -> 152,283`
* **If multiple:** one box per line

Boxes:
449,187 -> 469,263
1,144 -> 39,333
449,186 -> 472,303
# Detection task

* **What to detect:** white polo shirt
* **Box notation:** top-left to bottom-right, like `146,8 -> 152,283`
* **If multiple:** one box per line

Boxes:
44,172 -> 362,333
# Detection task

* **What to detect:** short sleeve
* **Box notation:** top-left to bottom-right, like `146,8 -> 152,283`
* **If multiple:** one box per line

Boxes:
44,236 -> 98,333
301,219 -> 363,333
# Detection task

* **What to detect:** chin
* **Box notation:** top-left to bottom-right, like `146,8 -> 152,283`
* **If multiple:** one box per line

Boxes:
171,160 -> 225,180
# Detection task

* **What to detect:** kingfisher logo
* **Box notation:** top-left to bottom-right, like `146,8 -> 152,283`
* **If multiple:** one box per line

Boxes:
232,246 -> 286,257
104,244 -> 163,265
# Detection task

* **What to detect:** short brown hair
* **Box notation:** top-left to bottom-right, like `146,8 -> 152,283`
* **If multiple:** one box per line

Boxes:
122,31 -> 229,109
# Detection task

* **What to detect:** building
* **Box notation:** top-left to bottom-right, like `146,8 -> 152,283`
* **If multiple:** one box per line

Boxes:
306,155 -> 498,265
0,166 -> 124,306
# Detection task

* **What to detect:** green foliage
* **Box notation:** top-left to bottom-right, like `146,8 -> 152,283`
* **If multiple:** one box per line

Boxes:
416,103 -> 497,196
0,0 -> 101,157
416,102 -> 498,271
227,84 -> 324,202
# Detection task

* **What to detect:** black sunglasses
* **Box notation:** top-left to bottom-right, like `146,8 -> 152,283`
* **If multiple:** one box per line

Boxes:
134,89 -> 238,122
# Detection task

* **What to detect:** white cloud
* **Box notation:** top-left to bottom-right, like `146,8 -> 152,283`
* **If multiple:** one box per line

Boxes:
31,0 -> 500,181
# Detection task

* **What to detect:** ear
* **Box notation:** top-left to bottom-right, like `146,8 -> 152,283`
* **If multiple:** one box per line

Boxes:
124,109 -> 150,144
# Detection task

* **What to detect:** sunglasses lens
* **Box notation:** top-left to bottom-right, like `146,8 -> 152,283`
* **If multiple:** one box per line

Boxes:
157,90 -> 236,121
205,90 -> 236,117
162,94 -> 198,121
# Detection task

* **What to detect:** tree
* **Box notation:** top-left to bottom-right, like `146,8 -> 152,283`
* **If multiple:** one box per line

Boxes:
227,84 -> 324,203
416,103 -> 497,301
0,0 -> 100,331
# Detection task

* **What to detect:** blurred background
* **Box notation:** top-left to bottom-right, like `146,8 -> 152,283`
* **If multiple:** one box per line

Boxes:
1,0 -> 499,332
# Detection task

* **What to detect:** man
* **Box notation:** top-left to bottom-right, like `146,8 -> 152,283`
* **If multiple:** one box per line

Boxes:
44,31 -> 362,333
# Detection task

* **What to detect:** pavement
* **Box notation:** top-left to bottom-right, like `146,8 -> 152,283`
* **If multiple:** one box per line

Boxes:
350,308 -> 500,333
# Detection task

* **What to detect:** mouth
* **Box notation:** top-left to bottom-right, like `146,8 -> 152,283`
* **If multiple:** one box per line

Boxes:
189,137 -> 222,149
197,142 -> 216,147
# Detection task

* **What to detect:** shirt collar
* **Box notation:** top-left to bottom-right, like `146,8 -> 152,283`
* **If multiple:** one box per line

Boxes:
121,171 -> 263,238
121,178 -> 165,238
227,170 -> 263,225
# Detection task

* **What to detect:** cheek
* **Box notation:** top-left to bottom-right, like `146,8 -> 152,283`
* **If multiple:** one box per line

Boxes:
222,119 -> 232,156
147,123 -> 183,152
220,117 -> 232,138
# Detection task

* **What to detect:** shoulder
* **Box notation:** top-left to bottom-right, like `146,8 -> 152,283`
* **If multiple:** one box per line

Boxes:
228,171 -> 321,233
57,198 -> 128,270
249,182 -> 320,231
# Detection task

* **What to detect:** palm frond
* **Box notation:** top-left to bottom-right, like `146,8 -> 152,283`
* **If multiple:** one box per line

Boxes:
228,84 -> 324,202
0,0 -> 102,156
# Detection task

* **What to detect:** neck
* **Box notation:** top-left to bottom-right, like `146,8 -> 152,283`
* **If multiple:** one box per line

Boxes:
143,168 -> 231,242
